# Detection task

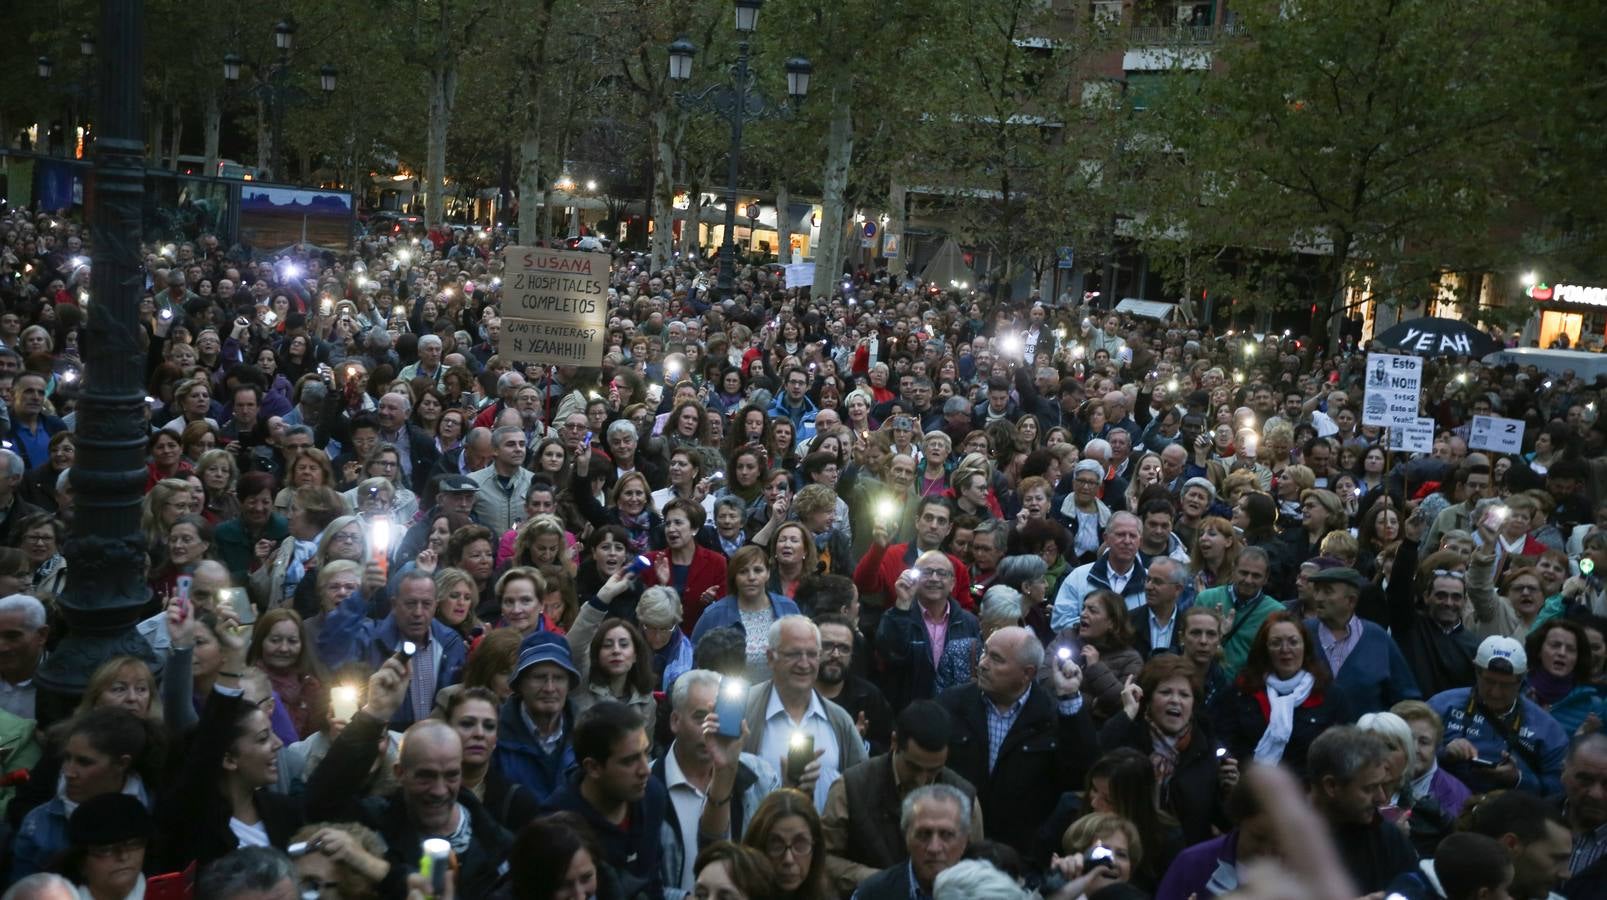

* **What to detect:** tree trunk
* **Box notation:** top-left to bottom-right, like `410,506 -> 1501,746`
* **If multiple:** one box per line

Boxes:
150,105 -> 165,166
775,179 -> 791,265
168,104 -> 183,171
255,95 -> 270,174
1327,240 -> 1351,352
811,92 -> 854,298
426,62 -> 457,229
202,89 -> 221,177
681,177 -> 702,258
886,175 -> 907,276
516,102 -> 543,242
650,107 -> 679,272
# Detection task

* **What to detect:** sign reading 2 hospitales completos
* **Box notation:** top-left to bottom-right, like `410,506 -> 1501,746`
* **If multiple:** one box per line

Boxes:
502,245 -> 610,368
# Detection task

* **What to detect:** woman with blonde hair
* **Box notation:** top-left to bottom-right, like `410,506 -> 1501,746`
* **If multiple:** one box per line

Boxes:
1188,515 -> 1241,596
767,521 -> 819,599
1287,488 -> 1345,562
273,447 -> 335,516
195,447 -> 240,523
511,514 -> 574,573
76,655 -> 166,727
1059,812 -> 1143,896
1273,463 -> 1316,527
434,566 -> 484,641
247,608 -> 325,738
1123,451 -> 1165,512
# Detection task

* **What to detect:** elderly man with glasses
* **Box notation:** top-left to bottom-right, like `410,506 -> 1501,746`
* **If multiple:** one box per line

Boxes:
874,552 -> 982,711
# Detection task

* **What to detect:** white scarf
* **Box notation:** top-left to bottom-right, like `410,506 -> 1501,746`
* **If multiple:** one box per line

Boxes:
1253,670 -> 1315,764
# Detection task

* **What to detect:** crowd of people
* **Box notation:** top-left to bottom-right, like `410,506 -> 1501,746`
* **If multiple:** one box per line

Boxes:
0,205 -> 1604,900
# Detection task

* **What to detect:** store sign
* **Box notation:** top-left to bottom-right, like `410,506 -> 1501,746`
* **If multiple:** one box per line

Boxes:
1530,282 -> 1607,306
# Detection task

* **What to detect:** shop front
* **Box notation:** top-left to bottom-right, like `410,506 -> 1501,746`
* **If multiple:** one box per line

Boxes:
1527,282 -> 1607,350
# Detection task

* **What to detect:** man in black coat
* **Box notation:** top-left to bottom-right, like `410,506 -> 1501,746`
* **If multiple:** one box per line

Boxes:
850,784 -> 973,900
375,390 -> 442,495
935,625 -> 1096,864
1308,726 -> 1417,894
307,655 -> 512,899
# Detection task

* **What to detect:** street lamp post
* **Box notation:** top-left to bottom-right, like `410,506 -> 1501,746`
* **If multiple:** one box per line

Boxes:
223,20 -> 336,182
34,0 -> 160,719
34,33 -> 97,158
667,0 -> 811,301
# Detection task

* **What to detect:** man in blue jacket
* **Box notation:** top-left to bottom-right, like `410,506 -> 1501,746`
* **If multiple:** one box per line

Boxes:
547,700 -> 668,900
492,631 -> 579,806
314,569 -> 465,729
1429,635 -> 1568,796
1303,566 -> 1420,716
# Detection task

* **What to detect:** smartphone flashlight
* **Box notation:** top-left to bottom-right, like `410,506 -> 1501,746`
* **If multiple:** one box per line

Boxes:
397,640 -> 417,661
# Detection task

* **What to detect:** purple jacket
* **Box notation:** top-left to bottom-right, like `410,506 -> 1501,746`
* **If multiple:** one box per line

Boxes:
1155,830 -> 1241,900
1418,765 -> 1472,818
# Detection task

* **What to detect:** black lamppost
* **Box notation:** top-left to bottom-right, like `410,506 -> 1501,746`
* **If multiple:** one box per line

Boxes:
222,19 -> 336,181
667,0 -> 811,301
34,31 -> 97,157
34,0 -> 160,720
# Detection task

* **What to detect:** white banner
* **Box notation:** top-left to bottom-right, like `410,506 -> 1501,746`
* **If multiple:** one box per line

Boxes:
1468,415 -> 1525,454
1388,417 -> 1436,454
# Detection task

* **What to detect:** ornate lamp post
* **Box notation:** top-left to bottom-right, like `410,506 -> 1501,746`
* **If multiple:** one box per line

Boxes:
34,0 -> 160,720
222,19 -> 337,181
667,0 -> 811,301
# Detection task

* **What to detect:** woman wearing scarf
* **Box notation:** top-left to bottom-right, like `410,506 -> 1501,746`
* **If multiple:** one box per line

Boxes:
571,446 -> 665,556
1211,611 -> 1352,779
1523,617 -> 1606,735
1097,654 -> 1236,845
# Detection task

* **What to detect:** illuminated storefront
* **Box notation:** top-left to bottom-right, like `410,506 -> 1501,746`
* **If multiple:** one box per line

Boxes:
1527,282 -> 1607,349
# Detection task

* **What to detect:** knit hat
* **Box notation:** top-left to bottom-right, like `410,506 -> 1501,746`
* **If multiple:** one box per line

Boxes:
67,794 -> 152,847
512,630 -> 580,687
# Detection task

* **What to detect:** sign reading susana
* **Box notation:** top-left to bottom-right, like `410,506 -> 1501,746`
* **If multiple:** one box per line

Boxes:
502,245 -> 610,368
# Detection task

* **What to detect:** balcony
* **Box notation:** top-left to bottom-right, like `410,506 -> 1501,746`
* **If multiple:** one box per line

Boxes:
1128,22 -> 1241,45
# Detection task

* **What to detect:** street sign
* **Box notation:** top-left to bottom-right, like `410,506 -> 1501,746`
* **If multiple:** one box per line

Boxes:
1468,415 -> 1525,454
863,221 -> 877,238
501,245 -> 609,367
1057,246 -> 1074,270
882,233 -> 901,259
1387,417 -> 1436,454
1361,353 -> 1423,427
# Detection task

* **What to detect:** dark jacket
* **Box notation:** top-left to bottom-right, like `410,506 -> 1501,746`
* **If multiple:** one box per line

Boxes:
834,754 -> 980,875
1210,679 -> 1354,779
307,710 -> 513,900
852,862 -> 917,900
1097,711 -> 1226,845
1128,605 -> 1182,660
1333,818 -> 1419,894
490,695 -> 576,807
823,673 -> 894,757
1383,538 -> 1479,698
936,682 -> 1097,862
213,513 -> 291,588
875,601 -> 982,710
547,770 -> 667,900
1302,617 -> 1421,716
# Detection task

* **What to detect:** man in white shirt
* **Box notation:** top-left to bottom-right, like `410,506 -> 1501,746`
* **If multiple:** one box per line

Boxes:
742,616 -> 868,811
0,593 -> 48,720
656,670 -> 780,893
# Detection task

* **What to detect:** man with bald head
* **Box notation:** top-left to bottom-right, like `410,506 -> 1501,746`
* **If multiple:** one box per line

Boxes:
936,626 -> 1095,860
875,551 -> 982,709
307,653 -> 513,896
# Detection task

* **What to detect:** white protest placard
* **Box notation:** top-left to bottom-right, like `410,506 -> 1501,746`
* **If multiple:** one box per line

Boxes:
1388,417 -> 1436,454
1361,353 -> 1424,427
1468,415 -> 1525,454
784,263 -> 816,288
501,245 -> 609,368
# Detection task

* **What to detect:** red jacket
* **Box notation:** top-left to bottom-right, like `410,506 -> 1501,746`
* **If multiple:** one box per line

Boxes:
853,540 -> 975,612
641,545 -> 728,635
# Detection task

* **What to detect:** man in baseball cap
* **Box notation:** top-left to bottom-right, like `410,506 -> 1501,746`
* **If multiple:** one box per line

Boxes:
1429,634 -> 1568,796
492,631 -> 581,805
1304,566 -> 1421,716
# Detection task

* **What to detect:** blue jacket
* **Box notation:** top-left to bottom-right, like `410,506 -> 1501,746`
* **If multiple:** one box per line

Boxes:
490,695 -> 576,807
1051,554 -> 1148,631
10,795 -> 69,883
4,415 -> 67,471
548,770 -> 667,900
689,593 -> 801,644
1302,617 -> 1421,716
314,590 -> 466,729
1428,687 -> 1567,796
767,392 -> 819,432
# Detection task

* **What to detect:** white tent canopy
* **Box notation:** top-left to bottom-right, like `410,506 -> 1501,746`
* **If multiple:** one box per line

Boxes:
1115,298 -> 1184,322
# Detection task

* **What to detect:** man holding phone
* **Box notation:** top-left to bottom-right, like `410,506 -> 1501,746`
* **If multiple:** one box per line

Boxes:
1429,635 -> 1568,796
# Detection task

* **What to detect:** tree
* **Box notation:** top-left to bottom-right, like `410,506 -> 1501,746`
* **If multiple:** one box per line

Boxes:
1139,0 -> 1553,345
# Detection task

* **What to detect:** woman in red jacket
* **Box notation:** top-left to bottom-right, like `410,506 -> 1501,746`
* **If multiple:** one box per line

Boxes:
640,498 -> 727,635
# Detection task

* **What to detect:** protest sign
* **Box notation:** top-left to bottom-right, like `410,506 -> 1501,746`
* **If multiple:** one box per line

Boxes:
1468,415 -> 1525,454
1361,353 -> 1424,427
1387,417 -> 1436,454
502,245 -> 609,367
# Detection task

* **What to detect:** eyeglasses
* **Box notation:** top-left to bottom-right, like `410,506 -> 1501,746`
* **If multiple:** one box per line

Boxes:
915,568 -> 954,581
766,837 -> 814,859
23,533 -> 53,544
821,642 -> 853,657
1510,582 -> 1543,594
775,649 -> 820,663
1431,569 -> 1467,581
87,838 -> 145,858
